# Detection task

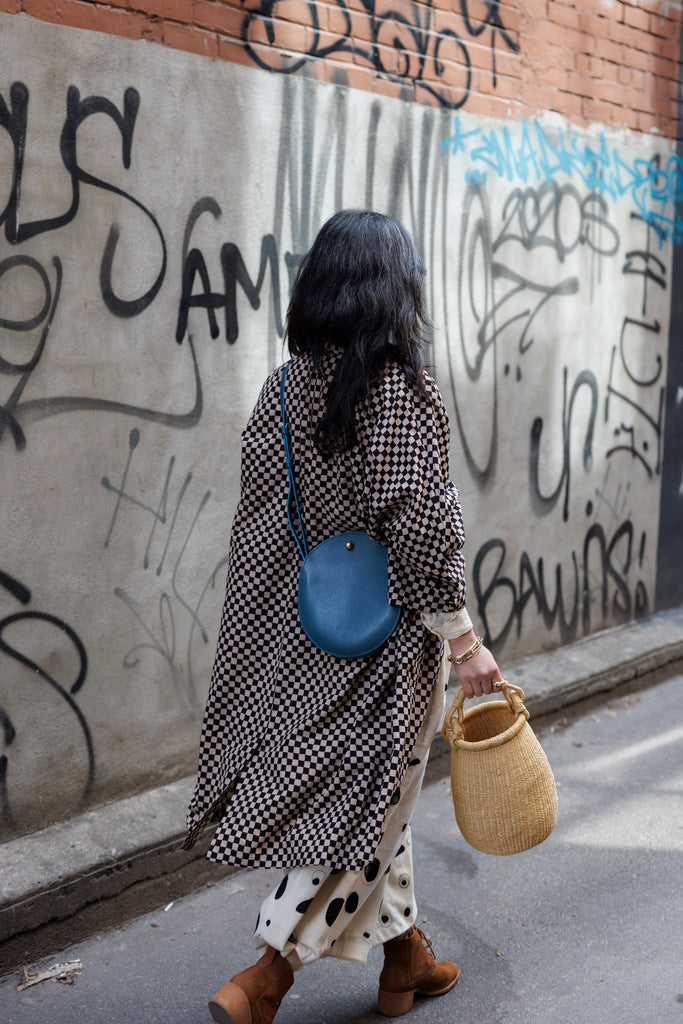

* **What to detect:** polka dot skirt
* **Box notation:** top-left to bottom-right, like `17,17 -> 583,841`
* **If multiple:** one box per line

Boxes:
253,659 -> 447,966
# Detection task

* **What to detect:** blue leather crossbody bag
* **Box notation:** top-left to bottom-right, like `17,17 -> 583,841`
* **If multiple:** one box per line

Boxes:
280,362 -> 401,659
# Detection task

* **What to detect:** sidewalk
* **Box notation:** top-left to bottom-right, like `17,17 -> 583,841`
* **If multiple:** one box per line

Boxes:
2,668 -> 681,1024
2,607 -> 683,965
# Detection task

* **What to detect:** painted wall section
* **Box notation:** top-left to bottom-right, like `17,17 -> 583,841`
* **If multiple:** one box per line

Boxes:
0,11 -> 679,837
0,0 -> 680,133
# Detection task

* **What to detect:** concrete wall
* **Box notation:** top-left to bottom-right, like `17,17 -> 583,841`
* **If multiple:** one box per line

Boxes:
0,6 -> 681,837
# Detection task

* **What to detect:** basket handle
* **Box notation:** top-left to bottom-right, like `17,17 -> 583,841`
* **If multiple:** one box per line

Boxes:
441,681 -> 528,745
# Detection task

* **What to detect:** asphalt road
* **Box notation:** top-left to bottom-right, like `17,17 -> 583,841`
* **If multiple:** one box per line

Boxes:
2,674 -> 682,1024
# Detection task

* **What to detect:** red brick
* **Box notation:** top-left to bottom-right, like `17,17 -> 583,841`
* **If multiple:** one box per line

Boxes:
629,47 -> 656,72
58,0 -> 98,29
463,38 -> 497,73
536,16 -> 567,47
648,11 -> 670,36
628,85 -> 650,113
138,0 -> 194,20
619,105 -> 639,131
313,29 -> 354,62
602,58 -> 620,81
572,50 -> 589,74
0,0 -> 20,10
322,61 -> 374,93
623,3 -> 650,31
636,108 -> 661,133
93,7 -> 151,39
543,63 -> 571,91
340,8 -> 373,44
22,0 -> 60,22
464,91 -> 519,119
194,0 -> 244,36
371,73 -> 414,103
520,79 -> 554,108
549,2 -> 580,29
217,35 -> 258,67
489,72 -> 520,99
631,67 -> 647,90
594,34 -> 624,63
617,64 -> 632,85
489,45 -> 520,78
519,0 -> 547,18
578,11 -> 609,38
593,78 -> 626,105
589,54 -> 605,77
566,69 -> 591,96
160,19 -> 219,57
583,95 -> 618,124
552,87 -> 583,120
608,18 -> 635,45
498,1 -> 520,31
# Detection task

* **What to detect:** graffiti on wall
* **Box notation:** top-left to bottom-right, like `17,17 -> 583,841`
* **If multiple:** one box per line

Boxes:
0,568 -> 93,833
101,427 -> 230,717
241,0 -> 519,108
442,115 -> 683,244
0,24 -> 673,830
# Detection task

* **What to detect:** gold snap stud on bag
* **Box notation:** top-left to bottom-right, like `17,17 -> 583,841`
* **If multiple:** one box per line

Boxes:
441,681 -> 558,856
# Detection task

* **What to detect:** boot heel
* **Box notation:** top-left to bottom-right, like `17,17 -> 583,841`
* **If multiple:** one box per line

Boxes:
208,981 -> 252,1024
377,987 -> 415,1016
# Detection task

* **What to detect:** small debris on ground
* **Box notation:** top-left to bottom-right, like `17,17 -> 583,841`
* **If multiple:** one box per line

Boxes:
17,960 -> 84,991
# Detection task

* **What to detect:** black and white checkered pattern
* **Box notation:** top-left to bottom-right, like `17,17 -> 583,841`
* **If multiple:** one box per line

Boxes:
184,352 -> 467,870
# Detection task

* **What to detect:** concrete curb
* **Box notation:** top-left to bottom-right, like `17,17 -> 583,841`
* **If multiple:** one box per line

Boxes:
2,607 -> 683,949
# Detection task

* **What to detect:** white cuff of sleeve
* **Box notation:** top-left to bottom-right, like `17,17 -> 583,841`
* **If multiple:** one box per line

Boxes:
421,606 -> 473,641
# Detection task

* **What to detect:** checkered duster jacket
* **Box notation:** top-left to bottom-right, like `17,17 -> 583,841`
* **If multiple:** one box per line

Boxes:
185,353 -> 467,870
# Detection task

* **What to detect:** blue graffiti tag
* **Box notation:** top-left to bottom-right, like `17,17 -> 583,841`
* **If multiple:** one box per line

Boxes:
441,116 -> 683,245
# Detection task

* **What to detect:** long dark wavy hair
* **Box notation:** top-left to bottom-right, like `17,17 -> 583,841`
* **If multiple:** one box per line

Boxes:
286,210 -> 431,455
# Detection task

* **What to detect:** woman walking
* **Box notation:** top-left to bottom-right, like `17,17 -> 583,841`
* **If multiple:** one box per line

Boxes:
185,210 -> 503,1024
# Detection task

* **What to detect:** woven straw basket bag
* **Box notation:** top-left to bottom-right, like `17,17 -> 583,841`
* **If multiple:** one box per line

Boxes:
441,681 -> 558,856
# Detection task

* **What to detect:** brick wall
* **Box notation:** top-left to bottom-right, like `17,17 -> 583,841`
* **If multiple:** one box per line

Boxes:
1,0 -> 680,134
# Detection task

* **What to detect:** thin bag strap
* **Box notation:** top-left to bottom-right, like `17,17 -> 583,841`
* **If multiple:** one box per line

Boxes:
280,362 -> 308,561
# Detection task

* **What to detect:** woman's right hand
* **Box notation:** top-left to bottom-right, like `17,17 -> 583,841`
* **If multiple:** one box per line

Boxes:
447,631 -> 503,698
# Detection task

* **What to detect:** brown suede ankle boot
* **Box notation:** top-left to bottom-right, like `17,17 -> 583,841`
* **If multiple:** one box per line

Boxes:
377,925 -> 460,1017
208,946 -> 294,1024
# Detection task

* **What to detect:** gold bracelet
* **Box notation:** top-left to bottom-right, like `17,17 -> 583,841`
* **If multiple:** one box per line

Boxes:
447,635 -> 483,665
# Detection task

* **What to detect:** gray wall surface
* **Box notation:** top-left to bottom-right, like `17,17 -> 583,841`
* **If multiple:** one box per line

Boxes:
0,14 -> 677,836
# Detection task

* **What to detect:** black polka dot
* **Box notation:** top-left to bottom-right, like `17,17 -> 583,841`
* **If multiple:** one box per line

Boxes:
390,787 -> 401,805
325,898 -> 344,926
363,931 -> 371,939
401,824 -> 407,832
404,908 -> 411,917
382,914 -> 389,924
395,845 -> 405,858
265,919 -> 271,927
254,913 -> 260,933
274,876 -> 288,899
312,877 -> 321,885
409,758 -> 420,767
345,892 -> 359,913
296,899 -> 312,914
384,865 -> 390,875
364,858 -> 380,883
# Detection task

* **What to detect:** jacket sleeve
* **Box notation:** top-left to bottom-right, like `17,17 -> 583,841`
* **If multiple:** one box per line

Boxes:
358,367 -> 468,615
